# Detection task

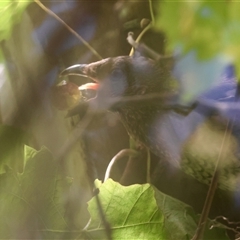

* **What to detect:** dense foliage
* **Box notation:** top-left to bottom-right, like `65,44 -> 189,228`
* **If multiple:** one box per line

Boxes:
0,1 -> 240,239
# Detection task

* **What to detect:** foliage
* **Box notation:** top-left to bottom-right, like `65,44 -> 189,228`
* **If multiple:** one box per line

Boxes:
85,179 -> 229,240
155,1 -> 240,79
0,1 -> 32,42
0,126 -> 84,239
0,125 -> 230,239
0,0 -> 32,61
0,1 -> 238,239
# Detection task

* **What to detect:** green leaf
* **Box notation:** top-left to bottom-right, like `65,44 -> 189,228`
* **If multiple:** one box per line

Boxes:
155,2 -> 240,79
86,179 -> 166,239
0,1 -> 33,63
86,179 -> 230,240
0,125 -> 25,173
0,145 -> 78,239
0,1 -> 32,42
155,2 -> 226,59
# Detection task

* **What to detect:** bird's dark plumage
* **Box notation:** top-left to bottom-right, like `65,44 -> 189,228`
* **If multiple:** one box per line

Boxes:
61,56 -> 240,192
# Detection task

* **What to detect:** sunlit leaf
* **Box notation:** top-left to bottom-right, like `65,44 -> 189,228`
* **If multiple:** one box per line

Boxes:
86,179 -> 229,239
86,179 -> 166,239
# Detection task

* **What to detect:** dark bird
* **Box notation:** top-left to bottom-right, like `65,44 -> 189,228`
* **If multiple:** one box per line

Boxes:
60,56 -> 240,193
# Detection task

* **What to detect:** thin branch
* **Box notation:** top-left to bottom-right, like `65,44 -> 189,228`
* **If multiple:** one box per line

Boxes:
209,216 -> 240,236
146,149 -> 151,183
127,33 -> 169,61
104,149 -> 139,182
191,120 -> 232,240
129,24 -> 152,57
55,110 -> 93,161
148,0 -> 155,25
55,108 -> 112,240
34,0 -> 102,60
66,91 -> 179,118
192,85 -> 240,239
212,216 -> 240,227
92,183 -> 112,240
128,0 -> 155,56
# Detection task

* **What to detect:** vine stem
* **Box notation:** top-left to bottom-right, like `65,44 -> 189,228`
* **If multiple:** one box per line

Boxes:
146,149 -> 151,183
148,0 -> 155,25
129,0 -> 155,56
104,149 -> 139,182
32,2 -> 110,237
127,0 -> 155,182
34,0 -> 102,60
191,120 -> 231,240
129,24 -> 152,57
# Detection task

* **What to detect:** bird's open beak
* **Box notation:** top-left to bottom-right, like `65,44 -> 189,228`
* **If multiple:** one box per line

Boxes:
60,64 -> 100,91
60,58 -> 110,81
61,57 -> 112,95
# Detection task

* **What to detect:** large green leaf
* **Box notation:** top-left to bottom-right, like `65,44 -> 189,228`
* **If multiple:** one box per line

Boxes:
0,145 -> 80,239
86,179 -> 229,240
86,179 -> 166,239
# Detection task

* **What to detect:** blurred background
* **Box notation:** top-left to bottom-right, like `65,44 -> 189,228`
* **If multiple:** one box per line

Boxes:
1,1 -> 240,239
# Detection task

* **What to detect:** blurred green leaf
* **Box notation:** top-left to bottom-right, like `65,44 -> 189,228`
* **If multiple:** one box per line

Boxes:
0,143 -> 82,239
86,179 -> 229,240
155,1 -> 240,78
0,0 -> 33,63
0,125 -> 25,174
0,1 -> 32,42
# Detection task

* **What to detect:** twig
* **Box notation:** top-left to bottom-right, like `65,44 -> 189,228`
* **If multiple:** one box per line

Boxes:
104,149 -> 139,182
55,104 -> 113,240
146,149 -> 151,183
129,24 -> 152,57
127,33 -> 168,61
209,216 -> 240,236
192,80 -> 240,239
212,216 -> 240,227
55,108 -> 93,161
66,90 -> 177,118
92,184 -> 112,240
128,0 -> 154,56
34,0 -> 102,60
191,120 -> 232,240
148,0 -> 155,25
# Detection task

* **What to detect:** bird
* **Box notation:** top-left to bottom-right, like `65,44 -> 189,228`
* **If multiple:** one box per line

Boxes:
60,56 -> 240,192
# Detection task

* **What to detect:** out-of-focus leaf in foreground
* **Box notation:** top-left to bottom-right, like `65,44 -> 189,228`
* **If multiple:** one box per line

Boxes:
0,125 -> 25,173
0,1 -> 32,42
155,2 -> 240,79
0,143 -> 77,239
85,179 -> 229,240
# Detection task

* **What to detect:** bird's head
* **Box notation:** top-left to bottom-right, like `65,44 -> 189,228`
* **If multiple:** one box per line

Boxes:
60,56 -> 176,110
